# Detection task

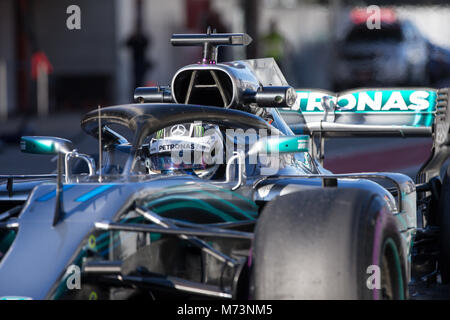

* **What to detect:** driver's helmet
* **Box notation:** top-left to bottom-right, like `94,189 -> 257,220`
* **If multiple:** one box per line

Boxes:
146,122 -> 224,179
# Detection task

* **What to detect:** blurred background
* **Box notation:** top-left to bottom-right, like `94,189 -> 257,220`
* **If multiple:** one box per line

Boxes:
0,0 -> 450,178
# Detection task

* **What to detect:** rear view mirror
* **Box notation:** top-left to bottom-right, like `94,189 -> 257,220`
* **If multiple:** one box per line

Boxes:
263,135 -> 310,153
20,136 -> 74,155
249,135 -> 310,155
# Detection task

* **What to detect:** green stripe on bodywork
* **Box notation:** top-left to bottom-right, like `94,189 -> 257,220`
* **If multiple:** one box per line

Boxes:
149,184 -> 258,209
145,195 -> 238,222
195,190 -> 257,219
207,185 -> 257,208
152,202 -> 237,222
144,190 -> 256,220
393,213 -> 408,230
94,233 -> 120,251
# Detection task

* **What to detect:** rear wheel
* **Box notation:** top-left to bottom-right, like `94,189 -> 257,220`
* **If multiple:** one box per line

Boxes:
438,166 -> 450,283
380,238 -> 405,299
251,188 -> 407,299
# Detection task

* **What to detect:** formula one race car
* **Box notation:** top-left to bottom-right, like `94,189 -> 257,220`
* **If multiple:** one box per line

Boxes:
0,31 -> 449,300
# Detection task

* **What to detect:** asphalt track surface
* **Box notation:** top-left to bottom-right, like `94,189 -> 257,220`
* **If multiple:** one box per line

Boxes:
0,113 -> 448,299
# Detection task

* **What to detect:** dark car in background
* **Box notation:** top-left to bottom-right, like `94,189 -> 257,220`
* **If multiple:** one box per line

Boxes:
333,9 -> 429,91
427,41 -> 450,88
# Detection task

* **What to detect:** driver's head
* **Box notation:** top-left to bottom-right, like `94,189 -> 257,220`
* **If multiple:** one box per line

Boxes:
146,122 -> 223,179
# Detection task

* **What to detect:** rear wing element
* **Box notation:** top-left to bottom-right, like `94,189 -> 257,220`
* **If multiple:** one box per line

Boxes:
279,88 -> 450,182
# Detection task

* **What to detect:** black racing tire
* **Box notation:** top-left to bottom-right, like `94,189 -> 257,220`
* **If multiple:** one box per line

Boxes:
251,188 -> 407,300
438,166 -> 450,284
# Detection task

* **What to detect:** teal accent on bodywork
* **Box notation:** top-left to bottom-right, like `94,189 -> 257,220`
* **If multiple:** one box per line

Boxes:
0,230 -> 16,257
152,201 -> 237,222
200,190 -> 257,219
92,233 -> 118,251
208,185 -> 257,208
20,137 -> 57,154
151,184 -> 258,209
0,296 -> 32,300
292,89 -> 436,113
288,89 -> 437,128
335,90 -> 437,114
145,196 -> 239,222
265,136 -> 309,153
394,213 -> 408,230
75,185 -> 115,202
50,214 -> 156,299
143,184 -> 258,221
411,94 -> 435,127
48,182 -> 255,299
20,136 -> 73,155
150,233 -> 162,242
95,231 -> 110,243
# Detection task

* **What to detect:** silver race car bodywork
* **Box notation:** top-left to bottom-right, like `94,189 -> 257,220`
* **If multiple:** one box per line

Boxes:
0,31 -> 449,300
